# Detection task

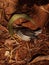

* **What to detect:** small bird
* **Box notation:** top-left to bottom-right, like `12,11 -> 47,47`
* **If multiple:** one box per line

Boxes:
8,14 -> 42,41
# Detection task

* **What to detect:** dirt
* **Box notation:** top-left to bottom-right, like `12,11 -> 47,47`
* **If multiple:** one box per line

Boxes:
0,0 -> 49,65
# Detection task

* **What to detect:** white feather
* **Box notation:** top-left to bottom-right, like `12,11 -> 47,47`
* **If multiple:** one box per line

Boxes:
17,31 -> 31,41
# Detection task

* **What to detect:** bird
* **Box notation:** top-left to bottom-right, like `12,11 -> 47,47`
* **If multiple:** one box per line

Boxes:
8,14 -> 42,41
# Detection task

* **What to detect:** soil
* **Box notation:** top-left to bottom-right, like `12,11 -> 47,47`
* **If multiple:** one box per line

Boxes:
0,0 -> 49,65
